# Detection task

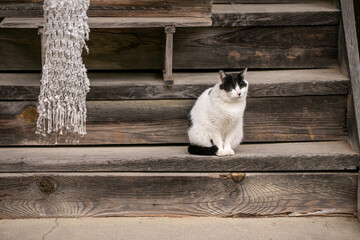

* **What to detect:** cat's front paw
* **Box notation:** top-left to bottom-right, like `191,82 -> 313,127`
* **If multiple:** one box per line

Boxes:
216,149 -> 227,157
224,148 -> 235,156
216,149 -> 234,156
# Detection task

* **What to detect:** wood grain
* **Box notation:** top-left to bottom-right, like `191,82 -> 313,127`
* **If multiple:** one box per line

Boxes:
0,0 -> 212,18
0,26 -> 338,70
212,3 -> 340,27
0,69 -> 349,100
0,96 -> 347,145
0,172 -> 357,219
0,141 -> 357,172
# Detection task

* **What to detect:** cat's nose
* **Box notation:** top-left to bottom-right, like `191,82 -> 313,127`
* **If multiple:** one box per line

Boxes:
237,92 -> 241,96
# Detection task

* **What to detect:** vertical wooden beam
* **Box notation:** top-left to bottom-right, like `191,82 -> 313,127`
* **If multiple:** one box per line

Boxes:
338,20 -> 349,77
340,0 -> 360,221
353,0 -> 360,222
163,25 -> 175,87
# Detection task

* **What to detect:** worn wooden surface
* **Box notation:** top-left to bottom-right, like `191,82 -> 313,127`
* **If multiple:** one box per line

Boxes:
0,0 -> 212,18
212,2 -> 340,26
0,69 -> 349,100
0,17 -> 212,28
0,26 -> 338,70
0,142 -> 357,172
0,172 -> 357,219
0,96 -> 347,145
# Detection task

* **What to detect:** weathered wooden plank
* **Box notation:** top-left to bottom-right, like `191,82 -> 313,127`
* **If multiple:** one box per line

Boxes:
0,96 -> 347,145
0,172 -> 357,219
0,69 -> 349,100
0,142 -> 357,172
0,26 -> 339,70
0,3 -> 340,28
0,17 -> 212,28
212,3 -> 340,27
0,1 -> 212,18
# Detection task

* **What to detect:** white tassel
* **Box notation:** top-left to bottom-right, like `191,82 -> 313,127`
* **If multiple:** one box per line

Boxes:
36,0 -> 90,143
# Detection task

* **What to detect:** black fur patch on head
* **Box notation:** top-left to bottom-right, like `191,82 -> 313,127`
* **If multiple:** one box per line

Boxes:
219,69 -> 247,92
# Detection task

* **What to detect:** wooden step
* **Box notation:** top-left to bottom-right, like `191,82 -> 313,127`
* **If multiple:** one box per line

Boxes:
0,2 -> 339,28
0,26 -> 338,70
0,141 -> 358,219
0,1 -> 340,71
212,2 -> 340,27
0,96 -> 347,145
0,68 -> 349,100
0,171 -> 357,218
0,17 -> 212,29
0,0 -> 212,18
0,141 -> 357,172
0,69 -> 349,145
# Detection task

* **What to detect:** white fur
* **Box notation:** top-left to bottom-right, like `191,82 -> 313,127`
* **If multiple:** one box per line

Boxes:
188,74 -> 248,156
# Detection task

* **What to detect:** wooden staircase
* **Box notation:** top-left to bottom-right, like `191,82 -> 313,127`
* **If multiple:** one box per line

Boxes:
0,0 -> 359,219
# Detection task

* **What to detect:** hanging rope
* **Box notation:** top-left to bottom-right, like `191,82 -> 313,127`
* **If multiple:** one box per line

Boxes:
36,0 -> 90,143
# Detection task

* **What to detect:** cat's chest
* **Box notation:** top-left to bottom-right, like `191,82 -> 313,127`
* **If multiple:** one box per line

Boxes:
210,102 -> 244,124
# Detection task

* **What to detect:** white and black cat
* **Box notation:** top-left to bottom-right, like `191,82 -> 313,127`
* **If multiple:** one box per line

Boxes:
188,68 -> 248,156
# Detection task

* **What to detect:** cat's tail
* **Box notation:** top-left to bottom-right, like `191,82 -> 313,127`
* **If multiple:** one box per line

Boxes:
188,144 -> 218,155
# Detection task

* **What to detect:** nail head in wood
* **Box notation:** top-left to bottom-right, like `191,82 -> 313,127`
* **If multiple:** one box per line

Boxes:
39,178 -> 55,195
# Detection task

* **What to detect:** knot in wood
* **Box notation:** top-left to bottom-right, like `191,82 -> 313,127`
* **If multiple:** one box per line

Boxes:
22,106 -> 38,123
39,178 -> 55,195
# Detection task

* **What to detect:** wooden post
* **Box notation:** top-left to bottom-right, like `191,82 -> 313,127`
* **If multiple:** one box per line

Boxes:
163,25 -> 175,87
38,27 -> 45,67
339,0 -> 360,221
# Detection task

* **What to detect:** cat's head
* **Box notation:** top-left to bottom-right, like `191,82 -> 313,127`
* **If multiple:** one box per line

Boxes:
218,68 -> 248,99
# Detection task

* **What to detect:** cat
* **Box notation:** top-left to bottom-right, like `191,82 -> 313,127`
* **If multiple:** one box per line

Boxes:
188,68 -> 248,156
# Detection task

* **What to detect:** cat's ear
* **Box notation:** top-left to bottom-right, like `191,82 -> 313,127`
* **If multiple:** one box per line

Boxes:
239,68 -> 248,77
219,70 -> 227,83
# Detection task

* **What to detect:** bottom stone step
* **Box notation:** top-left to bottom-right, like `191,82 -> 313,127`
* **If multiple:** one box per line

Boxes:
1,217 -> 360,240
